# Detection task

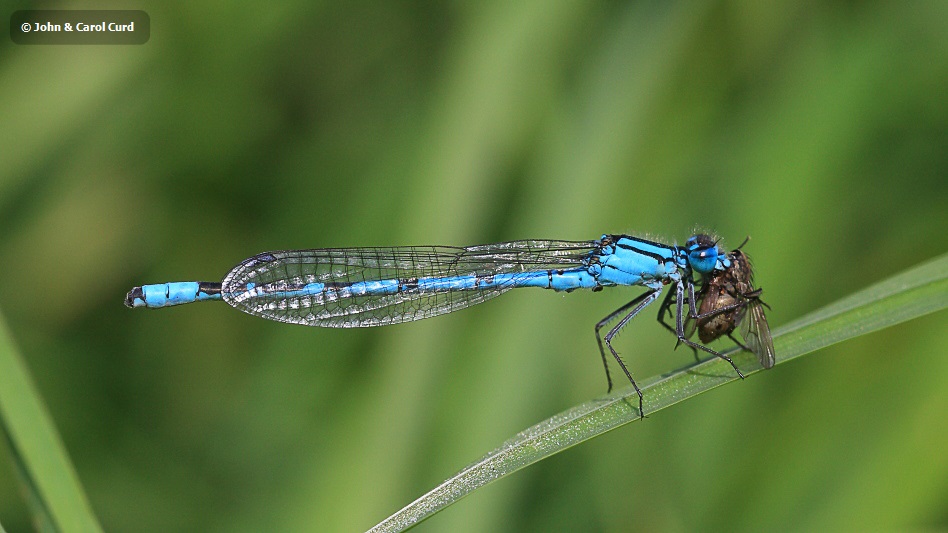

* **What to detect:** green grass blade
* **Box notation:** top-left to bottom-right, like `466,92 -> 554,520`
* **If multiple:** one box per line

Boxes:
369,252 -> 948,533
0,310 -> 103,533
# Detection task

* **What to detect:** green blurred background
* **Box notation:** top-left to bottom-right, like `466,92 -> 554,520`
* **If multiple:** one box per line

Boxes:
2,1 -> 946,531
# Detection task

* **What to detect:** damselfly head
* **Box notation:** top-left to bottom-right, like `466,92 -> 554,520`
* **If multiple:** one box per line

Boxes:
685,234 -> 726,273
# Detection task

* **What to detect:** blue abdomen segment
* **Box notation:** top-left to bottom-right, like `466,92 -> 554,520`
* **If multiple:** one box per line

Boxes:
414,269 -> 600,292
233,268 -> 601,304
125,282 -> 222,308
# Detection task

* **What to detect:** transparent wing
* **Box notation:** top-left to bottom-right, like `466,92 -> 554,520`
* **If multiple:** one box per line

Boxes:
221,240 -> 597,327
738,300 -> 776,369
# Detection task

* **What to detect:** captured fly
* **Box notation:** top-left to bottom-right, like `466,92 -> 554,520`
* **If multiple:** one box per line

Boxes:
688,247 -> 775,369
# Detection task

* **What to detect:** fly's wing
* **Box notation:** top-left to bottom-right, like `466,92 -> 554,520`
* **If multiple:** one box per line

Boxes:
220,240 -> 597,327
738,300 -> 776,369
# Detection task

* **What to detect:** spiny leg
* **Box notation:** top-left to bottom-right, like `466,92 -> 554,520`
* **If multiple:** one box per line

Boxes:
674,280 -> 745,379
685,273 -> 747,321
595,291 -> 655,392
690,299 -> 747,320
602,287 -> 663,418
660,282 -> 714,361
